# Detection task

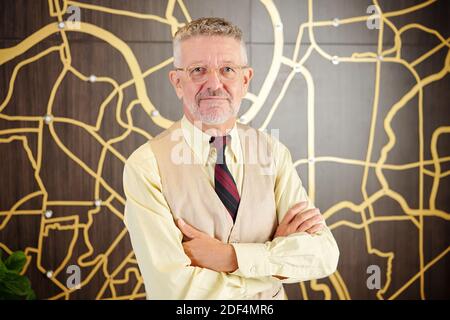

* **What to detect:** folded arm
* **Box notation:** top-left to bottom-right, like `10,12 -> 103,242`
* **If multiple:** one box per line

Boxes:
230,137 -> 340,283
230,224 -> 339,283
180,201 -> 339,283
123,149 -> 278,299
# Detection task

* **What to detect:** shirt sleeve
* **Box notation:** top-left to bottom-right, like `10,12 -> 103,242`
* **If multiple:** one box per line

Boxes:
123,143 -> 279,299
230,137 -> 340,283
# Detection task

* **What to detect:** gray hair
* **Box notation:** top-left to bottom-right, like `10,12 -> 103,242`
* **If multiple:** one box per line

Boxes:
173,17 -> 248,67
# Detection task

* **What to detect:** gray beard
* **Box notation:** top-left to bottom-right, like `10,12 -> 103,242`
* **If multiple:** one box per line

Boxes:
187,101 -> 240,125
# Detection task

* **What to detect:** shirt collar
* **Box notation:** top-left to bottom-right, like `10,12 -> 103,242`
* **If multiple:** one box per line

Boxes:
181,115 -> 242,166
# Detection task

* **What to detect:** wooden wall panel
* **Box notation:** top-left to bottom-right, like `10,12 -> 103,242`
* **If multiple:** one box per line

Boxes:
0,0 -> 449,299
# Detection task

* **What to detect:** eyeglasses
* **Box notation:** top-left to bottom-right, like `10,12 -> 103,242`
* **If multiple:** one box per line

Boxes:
175,64 -> 249,83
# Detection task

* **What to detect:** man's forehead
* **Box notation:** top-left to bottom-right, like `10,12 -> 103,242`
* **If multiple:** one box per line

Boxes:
179,36 -> 243,64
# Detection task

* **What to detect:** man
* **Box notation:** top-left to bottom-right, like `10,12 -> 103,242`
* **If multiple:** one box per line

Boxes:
123,17 -> 339,300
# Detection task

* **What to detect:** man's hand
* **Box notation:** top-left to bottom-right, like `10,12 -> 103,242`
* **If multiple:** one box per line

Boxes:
274,201 -> 325,238
272,202 -> 325,280
176,218 -> 238,273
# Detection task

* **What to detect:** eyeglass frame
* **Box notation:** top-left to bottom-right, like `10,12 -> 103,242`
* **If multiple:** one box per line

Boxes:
174,63 -> 250,83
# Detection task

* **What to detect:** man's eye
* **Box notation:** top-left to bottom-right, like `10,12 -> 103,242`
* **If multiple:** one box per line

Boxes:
191,67 -> 205,74
222,66 -> 235,73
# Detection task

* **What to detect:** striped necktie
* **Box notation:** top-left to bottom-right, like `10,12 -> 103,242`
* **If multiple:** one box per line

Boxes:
210,135 -> 240,222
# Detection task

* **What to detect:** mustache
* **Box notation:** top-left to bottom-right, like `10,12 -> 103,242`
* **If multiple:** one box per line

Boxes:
196,89 -> 230,101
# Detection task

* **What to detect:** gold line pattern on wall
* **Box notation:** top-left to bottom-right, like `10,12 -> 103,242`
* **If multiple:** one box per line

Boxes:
0,0 -> 449,299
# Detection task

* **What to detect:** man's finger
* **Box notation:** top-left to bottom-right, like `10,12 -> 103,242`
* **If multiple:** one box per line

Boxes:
177,219 -> 208,239
289,208 -> 319,230
306,223 -> 325,235
297,214 -> 324,233
280,201 -> 308,225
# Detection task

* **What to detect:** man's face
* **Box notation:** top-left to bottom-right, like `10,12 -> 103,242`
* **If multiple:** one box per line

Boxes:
169,36 -> 253,125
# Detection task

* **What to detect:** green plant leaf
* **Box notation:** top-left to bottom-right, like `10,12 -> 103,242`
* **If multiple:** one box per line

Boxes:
0,251 -> 36,300
0,283 -> 19,300
0,270 -> 35,300
25,289 -> 37,300
0,251 -> 5,268
2,271 -> 29,295
0,258 -> 6,281
4,251 -> 26,273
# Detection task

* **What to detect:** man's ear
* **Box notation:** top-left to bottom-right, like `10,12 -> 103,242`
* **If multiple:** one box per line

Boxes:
169,70 -> 183,99
241,67 -> 253,94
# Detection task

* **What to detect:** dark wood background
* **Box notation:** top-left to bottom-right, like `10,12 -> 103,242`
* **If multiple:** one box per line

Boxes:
1,0 -> 449,299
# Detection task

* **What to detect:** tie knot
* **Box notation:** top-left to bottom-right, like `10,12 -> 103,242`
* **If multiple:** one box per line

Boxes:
210,135 -> 230,164
209,135 -> 229,150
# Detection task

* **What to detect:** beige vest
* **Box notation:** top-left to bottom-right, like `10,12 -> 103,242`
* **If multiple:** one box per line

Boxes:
149,120 -> 286,299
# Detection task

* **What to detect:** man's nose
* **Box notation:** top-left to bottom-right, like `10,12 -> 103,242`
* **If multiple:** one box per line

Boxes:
204,69 -> 223,90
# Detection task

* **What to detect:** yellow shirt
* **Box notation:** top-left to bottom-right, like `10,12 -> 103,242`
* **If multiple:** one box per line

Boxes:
123,115 -> 340,299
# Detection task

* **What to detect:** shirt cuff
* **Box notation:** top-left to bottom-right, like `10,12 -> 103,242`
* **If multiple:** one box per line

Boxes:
230,243 -> 271,278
